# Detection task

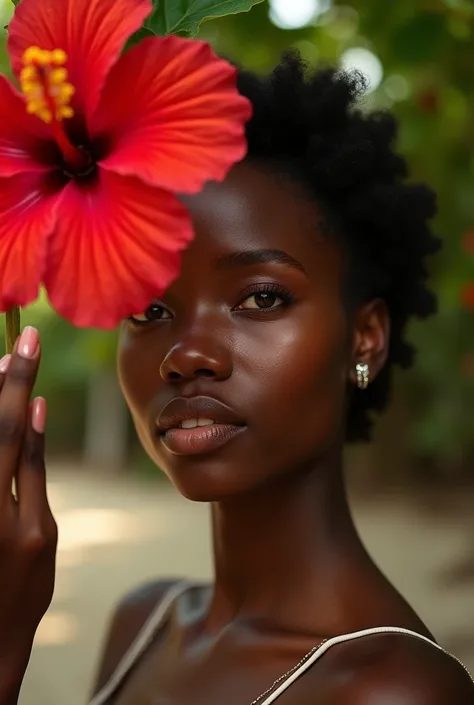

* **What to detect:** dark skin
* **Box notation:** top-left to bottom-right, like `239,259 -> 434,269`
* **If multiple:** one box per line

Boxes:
0,162 -> 470,704
93,161 -> 473,703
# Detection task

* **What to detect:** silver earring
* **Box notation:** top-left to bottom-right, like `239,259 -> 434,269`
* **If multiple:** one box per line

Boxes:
356,363 -> 370,390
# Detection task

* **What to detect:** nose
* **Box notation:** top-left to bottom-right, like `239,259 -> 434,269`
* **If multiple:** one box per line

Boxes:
160,335 -> 233,383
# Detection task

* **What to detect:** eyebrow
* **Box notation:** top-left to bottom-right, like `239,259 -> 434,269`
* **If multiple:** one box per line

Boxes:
216,249 -> 307,274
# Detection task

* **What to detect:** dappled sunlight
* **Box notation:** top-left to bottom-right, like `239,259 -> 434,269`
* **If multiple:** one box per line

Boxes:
46,481 -> 71,513
57,508 -> 149,552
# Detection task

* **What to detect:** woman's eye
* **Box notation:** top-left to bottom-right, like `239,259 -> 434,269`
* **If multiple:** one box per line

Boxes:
237,292 -> 283,311
129,303 -> 172,325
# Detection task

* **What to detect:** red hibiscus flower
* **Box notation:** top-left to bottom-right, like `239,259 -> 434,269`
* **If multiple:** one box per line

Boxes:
0,0 -> 251,329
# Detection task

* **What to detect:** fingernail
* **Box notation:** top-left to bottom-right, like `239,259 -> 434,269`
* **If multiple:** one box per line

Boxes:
18,326 -> 39,359
32,397 -> 47,434
0,354 -> 11,373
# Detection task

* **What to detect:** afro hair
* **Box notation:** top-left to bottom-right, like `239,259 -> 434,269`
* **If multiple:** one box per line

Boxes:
237,52 -> 440,442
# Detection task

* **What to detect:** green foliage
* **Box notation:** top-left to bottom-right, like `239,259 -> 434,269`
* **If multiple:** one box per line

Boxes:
146,0 -> 264,37
391,13 -> 447,63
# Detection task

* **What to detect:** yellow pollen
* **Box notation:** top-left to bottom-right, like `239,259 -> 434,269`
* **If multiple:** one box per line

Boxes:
20,46 -> 75,124
20,66 -> 37,82
56,106 -> 75,120
49,68 -> 68,85
51,49 -> 67,65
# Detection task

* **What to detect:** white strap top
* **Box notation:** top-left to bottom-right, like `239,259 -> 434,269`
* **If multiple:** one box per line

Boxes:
90,580 -> 473,705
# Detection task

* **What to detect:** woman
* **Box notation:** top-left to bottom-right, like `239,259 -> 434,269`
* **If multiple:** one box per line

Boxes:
0,55 -> 472,705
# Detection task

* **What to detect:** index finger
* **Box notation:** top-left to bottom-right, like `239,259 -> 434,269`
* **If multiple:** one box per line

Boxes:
0,327 -> 41,498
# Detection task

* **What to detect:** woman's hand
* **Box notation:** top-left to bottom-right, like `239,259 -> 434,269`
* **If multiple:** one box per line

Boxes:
0,327 -> 57,703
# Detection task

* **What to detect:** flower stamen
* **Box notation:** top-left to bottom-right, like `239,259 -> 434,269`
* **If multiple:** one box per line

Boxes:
20,46 -> 90,173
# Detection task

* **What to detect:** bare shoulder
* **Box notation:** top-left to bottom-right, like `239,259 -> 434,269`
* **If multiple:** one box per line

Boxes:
89,578 -> 182,698
326,632 -> 474,705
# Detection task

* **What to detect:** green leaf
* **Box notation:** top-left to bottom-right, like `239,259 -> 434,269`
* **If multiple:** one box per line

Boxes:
148,0 -> 264,37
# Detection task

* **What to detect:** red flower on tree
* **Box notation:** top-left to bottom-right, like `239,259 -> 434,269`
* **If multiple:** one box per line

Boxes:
0,0 -> 251,329
461,284 -> 474,311
462,230 -> 474,256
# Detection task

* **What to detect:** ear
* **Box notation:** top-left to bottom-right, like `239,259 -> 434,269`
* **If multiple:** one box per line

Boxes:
349,299 -> 390,386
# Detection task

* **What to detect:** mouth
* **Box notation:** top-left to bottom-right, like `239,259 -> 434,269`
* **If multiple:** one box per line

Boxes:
156,396 -> 246,456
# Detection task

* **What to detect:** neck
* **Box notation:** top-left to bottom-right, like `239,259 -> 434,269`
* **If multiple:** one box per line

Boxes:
206,449 -> 369,636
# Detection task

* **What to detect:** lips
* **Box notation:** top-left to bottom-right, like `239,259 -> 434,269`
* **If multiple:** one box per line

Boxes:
156,396 -> 246,456
157,396 -> 244,434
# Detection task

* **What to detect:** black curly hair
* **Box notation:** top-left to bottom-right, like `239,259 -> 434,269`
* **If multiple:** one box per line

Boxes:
236,52 -> 440,443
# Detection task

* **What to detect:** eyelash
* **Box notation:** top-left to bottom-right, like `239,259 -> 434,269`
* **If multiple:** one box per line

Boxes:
235,283 -> 294,312
127,304 -> 171,327
127,283 -> 294,327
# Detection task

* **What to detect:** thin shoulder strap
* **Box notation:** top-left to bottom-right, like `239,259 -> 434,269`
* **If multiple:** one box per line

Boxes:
89,580 -> 195,705
260,626 -> 474,705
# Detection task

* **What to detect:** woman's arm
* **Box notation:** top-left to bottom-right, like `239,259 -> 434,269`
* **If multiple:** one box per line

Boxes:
0,333 -> 57,705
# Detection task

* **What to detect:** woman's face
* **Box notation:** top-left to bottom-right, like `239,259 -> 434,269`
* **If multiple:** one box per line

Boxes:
118,162 -> 363,501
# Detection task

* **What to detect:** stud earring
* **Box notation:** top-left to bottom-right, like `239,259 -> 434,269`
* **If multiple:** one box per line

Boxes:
355,362 -> 370,390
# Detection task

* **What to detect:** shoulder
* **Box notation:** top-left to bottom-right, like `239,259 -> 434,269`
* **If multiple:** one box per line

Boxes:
89,578 -> 182,698
324,632 -> 474,705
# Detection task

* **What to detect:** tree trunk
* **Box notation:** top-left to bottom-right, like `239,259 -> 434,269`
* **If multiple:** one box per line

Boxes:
83,368 -> 129,473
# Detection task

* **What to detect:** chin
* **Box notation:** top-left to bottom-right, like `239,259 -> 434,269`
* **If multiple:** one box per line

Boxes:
151,449 -> 262,503
139,426 -> 260,502
138,426 -> 292,502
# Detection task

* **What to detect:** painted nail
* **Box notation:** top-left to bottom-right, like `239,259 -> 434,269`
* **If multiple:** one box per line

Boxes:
0,354 -> 11,373
18,326 -> 39,359
32,397 -> 47,434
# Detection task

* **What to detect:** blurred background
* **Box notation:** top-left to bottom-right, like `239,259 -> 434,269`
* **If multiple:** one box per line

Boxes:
1,0 -> 474,702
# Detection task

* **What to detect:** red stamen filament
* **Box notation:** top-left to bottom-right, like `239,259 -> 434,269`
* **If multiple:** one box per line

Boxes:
36,67 -> 90,173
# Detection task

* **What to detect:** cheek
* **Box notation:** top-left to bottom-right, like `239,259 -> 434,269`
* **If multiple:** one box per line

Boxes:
117,336 -> 163,461
244,305 -> 349,456
117,332 -> 158,415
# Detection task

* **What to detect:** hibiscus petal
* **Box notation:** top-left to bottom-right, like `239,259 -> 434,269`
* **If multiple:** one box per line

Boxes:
7,0 -> 152,128
93,36 -> 251,193
0,76 -> 56,177
0,172 -> 61,310
44,169 -> 194,330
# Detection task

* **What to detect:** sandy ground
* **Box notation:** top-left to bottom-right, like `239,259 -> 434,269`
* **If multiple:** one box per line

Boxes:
18,467 -> 474,705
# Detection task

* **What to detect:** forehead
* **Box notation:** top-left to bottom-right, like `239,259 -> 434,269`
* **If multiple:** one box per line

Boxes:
180,161 -> 336,267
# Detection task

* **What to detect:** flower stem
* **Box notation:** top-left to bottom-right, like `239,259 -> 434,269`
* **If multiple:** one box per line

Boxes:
5,307 -> 21,354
